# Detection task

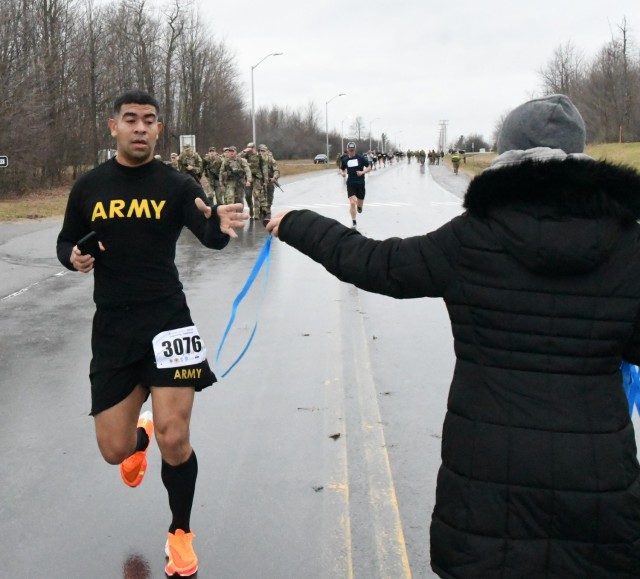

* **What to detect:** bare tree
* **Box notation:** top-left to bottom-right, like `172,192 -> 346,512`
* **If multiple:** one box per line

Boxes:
462,133 -> 490,152
538,19 -> 639,144
538,41 -> 584,98
198,39 -> 247,149
617,18 -> 637,141
584,29 -> 630,142
0,0 -> 43,192
350,116 -> 365,140
127,0 -> 157,93
492,113 -> 509,150
159,0 -> 185,155
175,9 -> 205,134
0,0 -> 250,195
252,103 -> 325,159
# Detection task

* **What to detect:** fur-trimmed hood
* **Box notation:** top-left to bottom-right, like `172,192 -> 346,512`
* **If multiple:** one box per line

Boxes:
464,158 -> 640,220
463,159 -> 640,275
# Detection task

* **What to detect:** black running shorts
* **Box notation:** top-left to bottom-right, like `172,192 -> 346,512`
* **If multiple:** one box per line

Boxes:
89,293 -> 215,415
346,182 -> 366,200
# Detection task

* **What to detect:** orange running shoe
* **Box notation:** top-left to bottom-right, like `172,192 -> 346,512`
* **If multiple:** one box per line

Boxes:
119,410 -> 154,488
165,530 -> 198,577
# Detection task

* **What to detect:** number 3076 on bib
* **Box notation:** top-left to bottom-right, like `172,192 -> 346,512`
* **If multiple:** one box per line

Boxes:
152,325 -> 207,369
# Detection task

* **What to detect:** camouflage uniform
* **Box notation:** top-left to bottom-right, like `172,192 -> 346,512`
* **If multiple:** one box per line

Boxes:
166,154 -> 179,170
239,146 -> 267,219
203,153 -> 224,204
177,147 -> 203,183
259,146 -> 280,221
201,155 -> 213,201
219,153 -> 252,205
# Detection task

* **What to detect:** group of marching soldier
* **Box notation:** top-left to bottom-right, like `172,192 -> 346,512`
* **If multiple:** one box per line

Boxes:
161,141 -> 280,222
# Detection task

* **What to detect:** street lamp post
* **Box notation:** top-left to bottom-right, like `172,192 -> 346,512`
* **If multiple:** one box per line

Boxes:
341,117 -> 351,154
325,93 -> 346,158
369,117 -> 380,152
251,52 -> 283,146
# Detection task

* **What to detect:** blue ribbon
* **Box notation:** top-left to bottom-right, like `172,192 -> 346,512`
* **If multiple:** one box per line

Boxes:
621,361 -> 640,417
215,235 -> 272,377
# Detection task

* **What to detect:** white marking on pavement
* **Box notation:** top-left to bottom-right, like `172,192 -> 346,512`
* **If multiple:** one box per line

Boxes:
287,202 -> 411,210
1,270 -> 69,302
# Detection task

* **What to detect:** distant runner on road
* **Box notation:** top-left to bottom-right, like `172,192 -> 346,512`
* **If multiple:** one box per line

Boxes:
340,141 -> 371,228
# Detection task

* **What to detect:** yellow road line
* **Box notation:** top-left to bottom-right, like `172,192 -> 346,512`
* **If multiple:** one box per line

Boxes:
352,337 -> 412,579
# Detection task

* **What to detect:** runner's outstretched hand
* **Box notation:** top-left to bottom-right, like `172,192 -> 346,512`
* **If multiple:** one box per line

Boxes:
265,210 -> 290,238
194,198 -> 248,238
217,203 -> 249,238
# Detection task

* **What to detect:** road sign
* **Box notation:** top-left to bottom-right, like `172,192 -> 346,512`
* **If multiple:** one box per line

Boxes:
0,156 -> 7,167
180,135 -> 196,153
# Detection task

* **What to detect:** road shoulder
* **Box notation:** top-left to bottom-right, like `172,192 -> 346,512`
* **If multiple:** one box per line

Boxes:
427,164 -> 470,200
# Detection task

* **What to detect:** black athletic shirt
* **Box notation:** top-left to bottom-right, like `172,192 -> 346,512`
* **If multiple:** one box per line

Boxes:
340,153 -> 370,185
56,158 -> 230,307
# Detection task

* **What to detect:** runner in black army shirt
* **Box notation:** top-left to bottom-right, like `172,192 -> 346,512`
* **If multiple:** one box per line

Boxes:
56,90 -> 247,577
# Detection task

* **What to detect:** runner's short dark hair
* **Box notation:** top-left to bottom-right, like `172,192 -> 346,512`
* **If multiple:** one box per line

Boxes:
113,90 -> 160,115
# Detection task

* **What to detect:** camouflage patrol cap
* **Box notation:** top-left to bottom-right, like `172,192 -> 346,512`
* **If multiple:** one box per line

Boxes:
208,147 -> 216,152
258,144 -> 268,151
184,143 -> 192,149
247,142 -> 255,148
227,145 -> 237,152
222,147 -> 229,152
170,152 -> 178,158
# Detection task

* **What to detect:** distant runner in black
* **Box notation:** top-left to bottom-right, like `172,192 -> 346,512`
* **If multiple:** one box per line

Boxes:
339,141 -> 371,228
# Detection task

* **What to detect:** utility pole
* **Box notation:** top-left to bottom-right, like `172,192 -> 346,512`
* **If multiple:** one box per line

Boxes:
438,120 -> 448,152
325,93 -> 346,158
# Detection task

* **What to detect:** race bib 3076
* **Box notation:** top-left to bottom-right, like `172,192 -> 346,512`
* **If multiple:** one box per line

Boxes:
152,325 -> 207,368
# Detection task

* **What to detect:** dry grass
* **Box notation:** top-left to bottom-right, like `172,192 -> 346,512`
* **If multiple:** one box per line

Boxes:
0,160 -> 334,222
0,186 -> 70,222
443,153 -> 496,178
446,142 -> 640,179
585,142 -> 640,169
278,159 -> 335,177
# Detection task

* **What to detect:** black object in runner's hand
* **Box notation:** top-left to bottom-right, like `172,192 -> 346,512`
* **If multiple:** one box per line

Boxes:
77,231 -> 100,257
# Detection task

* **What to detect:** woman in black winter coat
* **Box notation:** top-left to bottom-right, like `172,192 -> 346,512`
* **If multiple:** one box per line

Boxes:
266,95 -> 640,578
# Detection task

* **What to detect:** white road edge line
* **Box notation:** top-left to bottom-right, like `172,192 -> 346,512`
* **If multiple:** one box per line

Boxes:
1,270 -> 68,302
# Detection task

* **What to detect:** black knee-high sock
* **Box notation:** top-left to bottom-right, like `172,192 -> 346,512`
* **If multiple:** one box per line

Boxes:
161,450 -> 198,534
135,427 -> 149,453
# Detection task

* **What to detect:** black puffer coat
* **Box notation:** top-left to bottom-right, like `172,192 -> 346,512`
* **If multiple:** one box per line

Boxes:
278,158 -> 640,578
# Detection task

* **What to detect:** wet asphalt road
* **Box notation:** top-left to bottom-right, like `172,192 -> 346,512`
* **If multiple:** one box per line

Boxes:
0,160 -> 544,578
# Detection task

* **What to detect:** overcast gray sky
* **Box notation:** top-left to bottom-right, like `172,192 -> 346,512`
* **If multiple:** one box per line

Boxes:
195,0 -> 636,151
